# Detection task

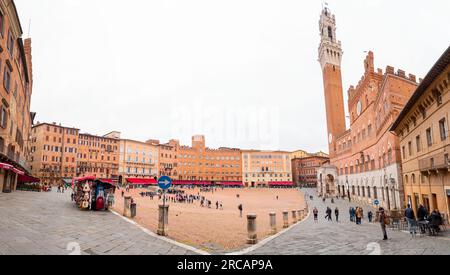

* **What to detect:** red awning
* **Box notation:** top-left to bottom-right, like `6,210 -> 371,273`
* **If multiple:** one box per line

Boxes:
75,176 -> 96,183
217,181 -> 243,186
269,182 -> 294,186
99,179 -> 116,186
126,178 -> 157,185
18,174 -> 40,183
0,162 -> 25,175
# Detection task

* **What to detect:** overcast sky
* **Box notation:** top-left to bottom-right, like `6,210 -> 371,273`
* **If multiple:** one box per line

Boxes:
15,0 -> 450,152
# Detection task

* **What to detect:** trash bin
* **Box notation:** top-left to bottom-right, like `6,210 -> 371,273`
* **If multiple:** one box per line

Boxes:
131,203 -> 137,219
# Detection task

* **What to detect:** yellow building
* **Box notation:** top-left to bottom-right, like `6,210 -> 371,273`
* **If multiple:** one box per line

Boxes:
118,139 -> 159,183
391,46 -> 450,220
242,150 -> 292,187
290,150 -> 310,160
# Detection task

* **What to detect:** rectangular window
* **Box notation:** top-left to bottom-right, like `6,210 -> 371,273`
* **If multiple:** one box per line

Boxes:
0,105 -> 7,128
7,31 -> 14,57
426,127 -> 433,147
3,66 -> 11,92
408,141 -> 412,157
439,118 -> 448,141
416,135 -> 421,152
402,146 -> 406,159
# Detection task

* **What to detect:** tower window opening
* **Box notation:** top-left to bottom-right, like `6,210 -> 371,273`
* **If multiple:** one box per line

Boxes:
328,26 -> 333,40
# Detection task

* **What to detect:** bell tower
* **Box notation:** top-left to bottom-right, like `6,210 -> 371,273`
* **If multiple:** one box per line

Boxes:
318,7 -> 346,158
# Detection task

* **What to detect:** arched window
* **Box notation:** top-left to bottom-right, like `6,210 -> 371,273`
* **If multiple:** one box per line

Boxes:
411,174 -> 416,183
405,175 -> 409,184
328,26 -> 333,40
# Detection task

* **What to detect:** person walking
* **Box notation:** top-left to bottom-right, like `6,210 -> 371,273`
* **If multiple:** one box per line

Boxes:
216,201 -> 219,210
313,207 -> 319,222
379,207 -> 388,240
238,204 -> 243,218
356,207 -> 363,225
368,211 -> 373,223
335,207 -> 339,222
349,207 -> 353,222
404,204 -> 417,236
325,207 -> 332,221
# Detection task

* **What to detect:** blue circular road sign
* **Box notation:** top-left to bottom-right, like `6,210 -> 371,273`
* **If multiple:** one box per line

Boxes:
374,200 -> 380,206
158,176 -> 173,190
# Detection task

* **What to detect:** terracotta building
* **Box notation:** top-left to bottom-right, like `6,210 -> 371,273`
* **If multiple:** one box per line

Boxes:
174,135 -> 242,182
0,0 -> 34,193
292,155 -> 329,187
391,46 -> 450,219
242,150 -> 292,187
29,123 -> 120,185
118,138 -> 159,183
157,139 -> 179,178
318,7 -> 419,213
76,132 -> 120,180
29,123 -> 79,186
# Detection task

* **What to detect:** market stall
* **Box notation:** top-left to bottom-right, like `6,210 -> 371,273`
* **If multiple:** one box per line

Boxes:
73,176 -> 116,211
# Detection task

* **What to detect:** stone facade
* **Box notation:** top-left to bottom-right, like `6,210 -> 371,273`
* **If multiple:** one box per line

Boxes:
242,150 -> 292,187
391,46 -> 450,220
0,0 -> 34,193
318,7 -> 419,212
118,139 -> 159,182
292,155 -> 329,187
29,122 -> 120,185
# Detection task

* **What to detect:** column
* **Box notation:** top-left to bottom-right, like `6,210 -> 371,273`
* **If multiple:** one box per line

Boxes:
282,211 -> 289,228
269,212 -> 277,234
292,210 -> 298,223
123,196 -> 132,218
247,214 -> 257,244
157,204 -> 169,236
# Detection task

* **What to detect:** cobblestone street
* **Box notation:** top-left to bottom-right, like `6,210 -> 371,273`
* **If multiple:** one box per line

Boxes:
248,189 -> 450,255
0,190 -> 198,255
1,189 -> 449,255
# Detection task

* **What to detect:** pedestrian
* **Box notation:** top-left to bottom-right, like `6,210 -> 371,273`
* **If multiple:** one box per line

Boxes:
325,207 -> 332,221
335,207 -> 339,222
368,211 -> 373,223
404,204 -> 417,236
355,207 -> 363,225
349,207 -> 353,222
313,207 -> 319,222
121,190 -> 124,198
216,201 -> 219,210
379,207 -> 388,240
238,204 -> 243,218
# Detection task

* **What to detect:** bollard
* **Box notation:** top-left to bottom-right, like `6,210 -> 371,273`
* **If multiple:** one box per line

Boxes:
283,211 -> 289,228
123,196 -> 132,218
292,210 -> 298,223
130,202 -> 137,219
269,212 -> 277,234
247,214 -> 258,244
297,210 -> 302,221
157,204 -> 169,236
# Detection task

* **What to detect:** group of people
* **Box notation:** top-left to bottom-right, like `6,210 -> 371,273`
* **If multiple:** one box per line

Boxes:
320,207 -> 340,222
349,207 -> 373,225
56,185 -> 67,193
404,204 -> 444,236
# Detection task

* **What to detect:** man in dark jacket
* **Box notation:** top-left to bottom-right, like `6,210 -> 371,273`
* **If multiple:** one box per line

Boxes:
379,208 -> 388,240
417,205 -> 428,221
404,204 -> 417,235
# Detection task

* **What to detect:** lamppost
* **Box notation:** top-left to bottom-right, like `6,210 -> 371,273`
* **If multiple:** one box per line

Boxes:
346,176 -> 351,203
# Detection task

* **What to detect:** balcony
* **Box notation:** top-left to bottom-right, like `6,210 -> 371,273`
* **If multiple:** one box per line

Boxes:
419,151 -> 450,173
